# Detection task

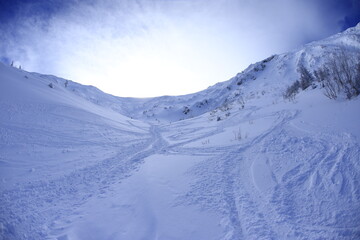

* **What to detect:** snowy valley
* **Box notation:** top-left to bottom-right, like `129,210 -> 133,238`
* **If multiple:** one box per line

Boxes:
1,24 -> 360,240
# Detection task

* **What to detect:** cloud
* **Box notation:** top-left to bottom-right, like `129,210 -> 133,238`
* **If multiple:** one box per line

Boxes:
0,0 -> 357,97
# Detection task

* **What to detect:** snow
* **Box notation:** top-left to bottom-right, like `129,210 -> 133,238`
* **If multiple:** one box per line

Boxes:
1,24 -> 360,239
57,154 -> 224,240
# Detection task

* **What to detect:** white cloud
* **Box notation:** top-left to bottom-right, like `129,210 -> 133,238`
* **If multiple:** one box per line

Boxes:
1,0 -> 346,97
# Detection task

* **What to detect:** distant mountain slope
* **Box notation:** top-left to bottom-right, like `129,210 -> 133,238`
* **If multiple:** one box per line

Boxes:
0,62 -> 150,188
0,61 -> 153,239
16,23 -> 360,123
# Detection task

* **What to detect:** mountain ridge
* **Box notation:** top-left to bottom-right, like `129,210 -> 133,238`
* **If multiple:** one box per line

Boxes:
4,23 -> 358,123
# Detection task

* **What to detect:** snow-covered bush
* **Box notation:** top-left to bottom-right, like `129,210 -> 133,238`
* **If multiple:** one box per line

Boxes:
183,106 -> 190,115
233,127 -> 242,141
298,65 -> 314,90
283,80 -> 300,100
315,52 -> 360,99
285,51 -> 360,100
284,65 -> 315,100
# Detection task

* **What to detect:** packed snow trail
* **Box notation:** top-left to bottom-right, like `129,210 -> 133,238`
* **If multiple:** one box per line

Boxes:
1,129 -> 152,239
46,124 -> 225,240
1,125 -> 168,239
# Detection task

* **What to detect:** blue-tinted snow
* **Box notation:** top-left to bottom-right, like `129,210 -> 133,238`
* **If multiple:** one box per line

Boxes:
1,23 -> 360,240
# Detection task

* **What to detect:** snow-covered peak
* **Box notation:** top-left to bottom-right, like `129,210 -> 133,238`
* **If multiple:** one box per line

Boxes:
346,21 -> 360,32
1,22 -> 359,123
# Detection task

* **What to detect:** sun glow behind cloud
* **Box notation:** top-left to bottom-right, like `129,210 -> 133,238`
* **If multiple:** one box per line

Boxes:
0,0 -> 354,97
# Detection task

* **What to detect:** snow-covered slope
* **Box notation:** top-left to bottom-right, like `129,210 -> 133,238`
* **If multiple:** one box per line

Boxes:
40,22 -> 358,123
1,24 -> 360,240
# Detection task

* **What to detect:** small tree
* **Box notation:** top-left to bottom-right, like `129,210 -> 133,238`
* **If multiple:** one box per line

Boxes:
316,52 -> 360,99
283,80 -> 300,100
323,76 -> 339,99
355,62 -> 360,91
298,64 -> 314,90
233,127 -> 242,141
183,106 -> 190,115
314,67 -> 337,99
313,68 -> 329,85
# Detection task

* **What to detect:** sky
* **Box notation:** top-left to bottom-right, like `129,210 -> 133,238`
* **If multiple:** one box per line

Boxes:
0,0 -> 359,98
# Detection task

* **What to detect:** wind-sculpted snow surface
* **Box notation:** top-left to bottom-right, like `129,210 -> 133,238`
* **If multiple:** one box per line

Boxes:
1,24 -> 360,240
181,102 -> 360,239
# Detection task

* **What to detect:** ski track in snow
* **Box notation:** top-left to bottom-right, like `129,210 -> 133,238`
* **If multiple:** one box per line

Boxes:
180,109 -> 360,240
2,104 -> 360,239
0,124 -> 165,239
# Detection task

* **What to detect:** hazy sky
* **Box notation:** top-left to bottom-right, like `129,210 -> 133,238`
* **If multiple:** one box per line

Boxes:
1,0 -> 359,97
